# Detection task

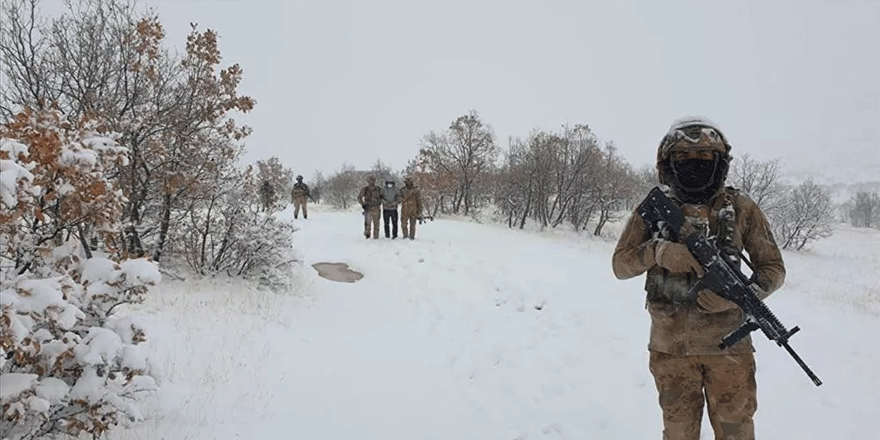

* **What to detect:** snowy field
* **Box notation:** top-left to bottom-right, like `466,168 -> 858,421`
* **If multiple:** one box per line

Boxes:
112,203 -> 879,440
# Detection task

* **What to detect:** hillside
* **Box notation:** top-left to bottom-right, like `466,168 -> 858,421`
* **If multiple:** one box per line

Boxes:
112,204 -> 879,440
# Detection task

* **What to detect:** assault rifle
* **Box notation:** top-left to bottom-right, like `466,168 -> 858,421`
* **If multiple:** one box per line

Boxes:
638,187 -> 822,387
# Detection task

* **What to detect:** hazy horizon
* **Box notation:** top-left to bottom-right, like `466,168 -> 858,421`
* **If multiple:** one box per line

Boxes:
35,0 -> 880,183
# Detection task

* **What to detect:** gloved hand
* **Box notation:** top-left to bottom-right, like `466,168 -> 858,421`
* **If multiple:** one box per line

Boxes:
654,240 -> 703,276
696,290 -> 738,313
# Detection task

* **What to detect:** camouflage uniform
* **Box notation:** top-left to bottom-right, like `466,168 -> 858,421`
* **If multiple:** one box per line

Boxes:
357,175 -> 382,239
259,181 -> 275,212
291,175 -> 310,219
399,177 -> 423,240
612,117 -> 785,440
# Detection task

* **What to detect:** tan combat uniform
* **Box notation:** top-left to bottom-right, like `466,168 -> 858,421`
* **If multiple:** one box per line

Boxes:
291,181 -> 310,219
612,119 -> 785,440
399,180 -> 423,240
358,181 -> 382,239
260,181 -> 275,212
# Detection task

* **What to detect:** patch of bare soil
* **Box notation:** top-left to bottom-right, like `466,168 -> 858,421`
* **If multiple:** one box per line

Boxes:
311,262 -> 363,283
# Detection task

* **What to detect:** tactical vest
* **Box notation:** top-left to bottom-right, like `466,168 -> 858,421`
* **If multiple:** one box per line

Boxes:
292,182 -> 308,198
647,187 -> 739,304
362,185 -> 382,207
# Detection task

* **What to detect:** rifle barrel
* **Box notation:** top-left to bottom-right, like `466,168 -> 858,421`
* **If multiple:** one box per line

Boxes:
780,340 -> 823,386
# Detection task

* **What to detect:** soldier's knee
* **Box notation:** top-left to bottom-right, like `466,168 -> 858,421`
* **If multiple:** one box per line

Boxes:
710,393 -> 756,420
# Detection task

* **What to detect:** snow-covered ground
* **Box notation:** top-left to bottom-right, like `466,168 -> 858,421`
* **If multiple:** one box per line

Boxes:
113,203 -> 879,440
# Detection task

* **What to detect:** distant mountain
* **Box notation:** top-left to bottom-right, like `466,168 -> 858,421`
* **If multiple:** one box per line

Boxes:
782,162 -> 880,205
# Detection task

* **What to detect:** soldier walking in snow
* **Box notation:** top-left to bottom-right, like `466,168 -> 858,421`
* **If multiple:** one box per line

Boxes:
380,179 -> 401,239
612,117 -> 785,440
291,175 -> 311,219
357,175 -> 382,239
399,176 -> 423,240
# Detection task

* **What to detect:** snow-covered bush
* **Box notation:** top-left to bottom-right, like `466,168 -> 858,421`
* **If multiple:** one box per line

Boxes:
173,165 -> 298,290
847,191 -> 880,229
1,108 -> 160,439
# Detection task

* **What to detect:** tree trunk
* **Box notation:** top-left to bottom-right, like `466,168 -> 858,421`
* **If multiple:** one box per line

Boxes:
594,217 -> 607,236
200,197 -> 217,271
76,224 -> 93,259
519,184 -> 533,229
594,206 -> 610,236
154,192 -> 173,262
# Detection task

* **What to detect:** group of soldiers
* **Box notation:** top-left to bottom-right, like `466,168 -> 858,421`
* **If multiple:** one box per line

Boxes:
261,174 -> 425,240
357,175 -> 424,240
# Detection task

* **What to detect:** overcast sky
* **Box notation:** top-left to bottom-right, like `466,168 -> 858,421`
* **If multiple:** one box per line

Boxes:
55,1 -> 880,181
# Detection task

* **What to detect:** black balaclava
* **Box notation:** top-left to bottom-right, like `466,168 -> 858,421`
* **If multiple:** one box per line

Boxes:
671,153 -> 723,204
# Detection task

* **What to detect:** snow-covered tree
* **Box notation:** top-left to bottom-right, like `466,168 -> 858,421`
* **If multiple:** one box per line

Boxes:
255,156 -> 293,210
848,191 -> 880,229
419,110 -> 499,215
591,142 -> 637,236
0,0 -> 256,262
405,148 -> 458,218
490,124 -> 636,233
370,158 -> 399,184
630,164 -> 659,208
729,154 -> 784,215
309,170 -> 326,204
1,108 -> 160,440
324,163 -> 359,209
771,179 -> 835,250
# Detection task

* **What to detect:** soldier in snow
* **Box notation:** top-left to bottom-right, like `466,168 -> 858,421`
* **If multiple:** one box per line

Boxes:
399,176 -> 424,240
291,175 -> 311,219
259,180 -> 276,212
357,175 -> 382,239
612,117 -> 785,440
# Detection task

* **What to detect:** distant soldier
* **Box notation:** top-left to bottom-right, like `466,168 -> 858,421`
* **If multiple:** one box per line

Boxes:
259,180 -> 276,212
291,175 -> 311,219
357,175 -> 382,239
380,179 -> 401,239
399,176 -> 424,240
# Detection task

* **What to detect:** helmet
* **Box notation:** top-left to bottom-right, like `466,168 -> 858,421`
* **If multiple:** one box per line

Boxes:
404,176 -> 414,185
296,175 -> 303,181
656,116 -> 732,203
